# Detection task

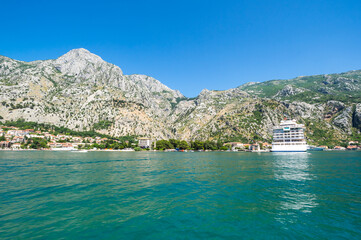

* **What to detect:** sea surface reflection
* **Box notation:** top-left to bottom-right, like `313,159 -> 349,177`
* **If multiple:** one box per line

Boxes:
272,153 -> 318,215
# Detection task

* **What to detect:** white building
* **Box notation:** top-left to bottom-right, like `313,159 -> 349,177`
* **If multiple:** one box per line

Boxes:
138,137 -> 153,149
11,143 -> 22,150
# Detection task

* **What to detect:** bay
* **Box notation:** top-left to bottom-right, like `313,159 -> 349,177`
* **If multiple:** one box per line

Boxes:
0,151 -> 360,239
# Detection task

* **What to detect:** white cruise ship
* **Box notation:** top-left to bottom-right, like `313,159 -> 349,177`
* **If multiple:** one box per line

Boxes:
271,119 -> 308,152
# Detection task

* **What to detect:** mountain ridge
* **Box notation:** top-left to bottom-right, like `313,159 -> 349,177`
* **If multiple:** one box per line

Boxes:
1,49 -> 360,145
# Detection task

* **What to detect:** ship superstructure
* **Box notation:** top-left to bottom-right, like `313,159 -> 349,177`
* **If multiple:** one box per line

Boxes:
272,119 -> 308,152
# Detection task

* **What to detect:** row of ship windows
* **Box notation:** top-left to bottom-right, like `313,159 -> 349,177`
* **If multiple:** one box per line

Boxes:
274,134 -> 304,136
273,132 -> 304,134
273,139 -> 305,142
272,142 -> 307,145
274,138 -> 305,140
273,135 -> 305,138
274,135 -> 304,137
274,130 -> 304,132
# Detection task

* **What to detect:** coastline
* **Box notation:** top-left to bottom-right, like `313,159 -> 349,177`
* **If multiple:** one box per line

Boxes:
1,148 -> 358,152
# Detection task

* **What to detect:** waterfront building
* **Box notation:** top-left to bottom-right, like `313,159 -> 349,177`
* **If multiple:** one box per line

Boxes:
11,136 -> 25,143
29,134 -> 45,139
250,144 -> 260,151
348,141 -> 359,145
138,137 -> 153,149
0,141 -> 11,148
50,142 -> 75,151
72,137 -> 83,143
334,146 -> 346,150
226,142 -> 244,150
347,145 -> 358,150
7,130 -> 29,136
44,133 -> 55,139
272,119 -> 308,152
11,143 -> 21,150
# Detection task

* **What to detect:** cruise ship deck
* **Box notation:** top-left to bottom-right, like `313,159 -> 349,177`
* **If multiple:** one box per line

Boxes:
271,119 -> 308,152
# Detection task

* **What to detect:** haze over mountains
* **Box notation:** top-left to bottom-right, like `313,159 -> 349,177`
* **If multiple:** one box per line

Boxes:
1,49 -> 360,145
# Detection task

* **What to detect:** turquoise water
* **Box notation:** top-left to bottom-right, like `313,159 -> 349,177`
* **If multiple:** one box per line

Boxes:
0,151 -> 360,239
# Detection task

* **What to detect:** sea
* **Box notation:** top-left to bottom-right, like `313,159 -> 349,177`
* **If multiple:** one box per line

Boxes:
0,151 -> 360,239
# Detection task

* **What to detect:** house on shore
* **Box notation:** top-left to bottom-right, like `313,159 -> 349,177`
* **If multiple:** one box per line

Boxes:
11,143 -> 21,150
138,137 -> 153,149
249,144 -> 260,151
347,145 -> 358,150
225,142 -> 244,150
0,141 -> 11,148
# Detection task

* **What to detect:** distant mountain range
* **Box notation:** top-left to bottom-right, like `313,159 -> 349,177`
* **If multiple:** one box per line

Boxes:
1,48 -> 360,145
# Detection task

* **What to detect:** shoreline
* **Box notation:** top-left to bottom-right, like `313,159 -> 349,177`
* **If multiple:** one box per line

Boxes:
1,149 -> 358,152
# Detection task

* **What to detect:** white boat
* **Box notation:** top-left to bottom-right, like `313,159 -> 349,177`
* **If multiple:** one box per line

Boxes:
307,146 -> 325,151
51,147 -> 76,151
271,119 -> 308,152
120,148 -> 135,152
76,149 -> 88,152
252,149 -> 270,153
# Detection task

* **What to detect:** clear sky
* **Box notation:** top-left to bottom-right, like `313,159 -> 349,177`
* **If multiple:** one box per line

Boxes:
1,0 -> 361,97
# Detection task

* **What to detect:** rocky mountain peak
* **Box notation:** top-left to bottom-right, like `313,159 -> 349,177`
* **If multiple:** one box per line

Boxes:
54,48 -> 123,76
199,89 -> 211,95
58,48 -> 101,62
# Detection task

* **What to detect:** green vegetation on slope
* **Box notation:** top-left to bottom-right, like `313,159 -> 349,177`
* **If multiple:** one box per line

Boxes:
1,119 -> 137,143
239,70 -> 361,104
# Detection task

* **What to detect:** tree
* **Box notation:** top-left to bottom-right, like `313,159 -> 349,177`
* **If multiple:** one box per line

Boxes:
217,140 -> 223,149
29,138 -> 48,149
156,140 -> 174,150
224,144 -> 231,150
169,139 -> 180,149
204,140 -> 217,150
178,140 -> 189,150
191,140 -> 204,150
220,146 -> 228,151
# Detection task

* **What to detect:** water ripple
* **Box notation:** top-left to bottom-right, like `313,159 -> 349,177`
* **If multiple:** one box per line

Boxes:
0,151 -> 360,239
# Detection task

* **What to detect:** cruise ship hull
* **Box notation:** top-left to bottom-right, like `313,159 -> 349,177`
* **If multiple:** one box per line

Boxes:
271,144 -> 308,152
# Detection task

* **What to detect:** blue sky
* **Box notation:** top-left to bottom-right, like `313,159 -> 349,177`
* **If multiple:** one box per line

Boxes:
1,0 -> 361,97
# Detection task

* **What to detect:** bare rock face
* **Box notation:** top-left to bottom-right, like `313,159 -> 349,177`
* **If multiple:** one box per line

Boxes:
353,103 -> 361,131
332,107 -> 353,134
285,101 -> 323,119
324,100 -> 345,120
275,85 -> 304,98
327,100 -> 345,112
321,75 -> 361,92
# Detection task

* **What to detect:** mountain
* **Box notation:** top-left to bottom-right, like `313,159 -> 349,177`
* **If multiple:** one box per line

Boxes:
1,49 -> 360,145
0,49 -> 184,139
